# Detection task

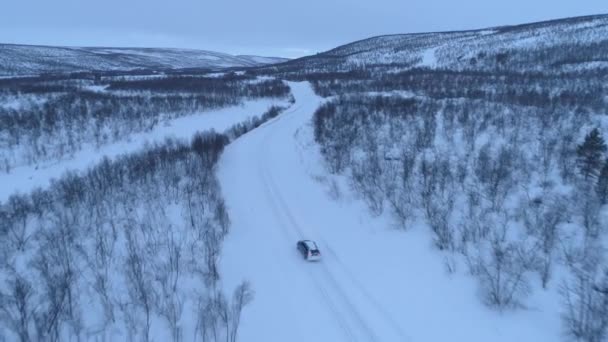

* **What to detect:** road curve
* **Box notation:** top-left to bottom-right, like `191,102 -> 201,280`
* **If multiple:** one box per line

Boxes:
218,82 -> 408,342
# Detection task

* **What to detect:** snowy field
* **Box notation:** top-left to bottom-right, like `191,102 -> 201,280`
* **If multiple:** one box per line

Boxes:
218,82 -> 560,341
0,97 -> 290,202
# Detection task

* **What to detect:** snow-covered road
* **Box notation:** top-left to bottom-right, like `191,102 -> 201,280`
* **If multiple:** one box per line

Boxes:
218,82 -> 559,341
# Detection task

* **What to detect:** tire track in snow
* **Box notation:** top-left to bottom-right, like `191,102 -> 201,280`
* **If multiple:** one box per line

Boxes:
288,100 -> 411,341
261,164 -> 379,342
256,160 -> 359,342
259,86 -> 410,342
259,116 -> 380,342
236,94 -> 359,341
254,110 -> 358,341
320,243 -> 412,341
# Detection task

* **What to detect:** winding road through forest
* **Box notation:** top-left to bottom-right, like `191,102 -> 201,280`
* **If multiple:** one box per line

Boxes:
217,82 -> 554,342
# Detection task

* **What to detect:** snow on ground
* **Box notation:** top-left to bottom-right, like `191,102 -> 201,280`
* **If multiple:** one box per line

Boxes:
558,61 -> 608,72
419,47 -> 438,68
510,34 -> 545,48
0,94 -> 47,110
358,90 -> 418,98
478,29 -> 497,36
204,72 -> 228,78
0,97 -> 290,202
218,82 -> 560,341
0,98 -> 22,110
82,84 -> 108,92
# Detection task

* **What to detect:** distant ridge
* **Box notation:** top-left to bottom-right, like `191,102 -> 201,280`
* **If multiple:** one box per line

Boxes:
0,43 -> 289,76
263,13 -> 608,73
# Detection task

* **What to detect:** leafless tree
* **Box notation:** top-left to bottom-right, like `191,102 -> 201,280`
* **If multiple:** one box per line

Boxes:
578,189 -> 602,240
155,228 -> 184,342
203,228 -> 223,288
350,150 -> 384,216
383,149 -> 415,228
520,194 -> 567,288
561,257 -> 608,342
458,187 -> 490,251
31,201 -> 84,341
124,227 -> 155,342
86,201 -> 118,327
196,296 -> 218,342
32,246 -> 74,342
420,153 -> 456,250
474,144 -> 515,210
214,200 -> 230,237
229,281 -> 254,342
0,272 -> 35,342
5,195 -> 32,251
467,212 -> 533,309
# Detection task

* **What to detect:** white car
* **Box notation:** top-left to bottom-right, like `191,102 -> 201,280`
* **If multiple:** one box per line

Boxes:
297,240 -> 322,261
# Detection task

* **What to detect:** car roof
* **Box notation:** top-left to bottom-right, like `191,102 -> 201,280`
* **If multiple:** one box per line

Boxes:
301,240 -> 319,250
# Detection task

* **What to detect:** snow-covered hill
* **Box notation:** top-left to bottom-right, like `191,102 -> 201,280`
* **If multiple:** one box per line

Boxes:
264,14 -> 608,72
0,44 -> 288,76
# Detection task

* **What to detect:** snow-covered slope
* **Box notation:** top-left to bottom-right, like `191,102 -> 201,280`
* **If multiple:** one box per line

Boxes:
217,82 -> 558,341
0,44 -> 289,76
265,14 -> 608,72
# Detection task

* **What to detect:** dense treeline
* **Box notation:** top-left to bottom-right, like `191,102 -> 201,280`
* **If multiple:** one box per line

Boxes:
310,68 -> 608,111
0,75 -> 87,94
106,75 -> 289,97
0,131 -> 253,342
0,75 -> 290,172
225,105 -> 288,141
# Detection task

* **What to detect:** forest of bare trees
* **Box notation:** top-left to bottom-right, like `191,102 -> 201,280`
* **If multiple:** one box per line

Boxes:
311,66 -> 608,341
0,129 -> 257,341
0,73 -> 290,172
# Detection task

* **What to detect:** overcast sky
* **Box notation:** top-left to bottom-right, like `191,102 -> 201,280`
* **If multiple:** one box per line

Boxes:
0,1 -> 606,58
